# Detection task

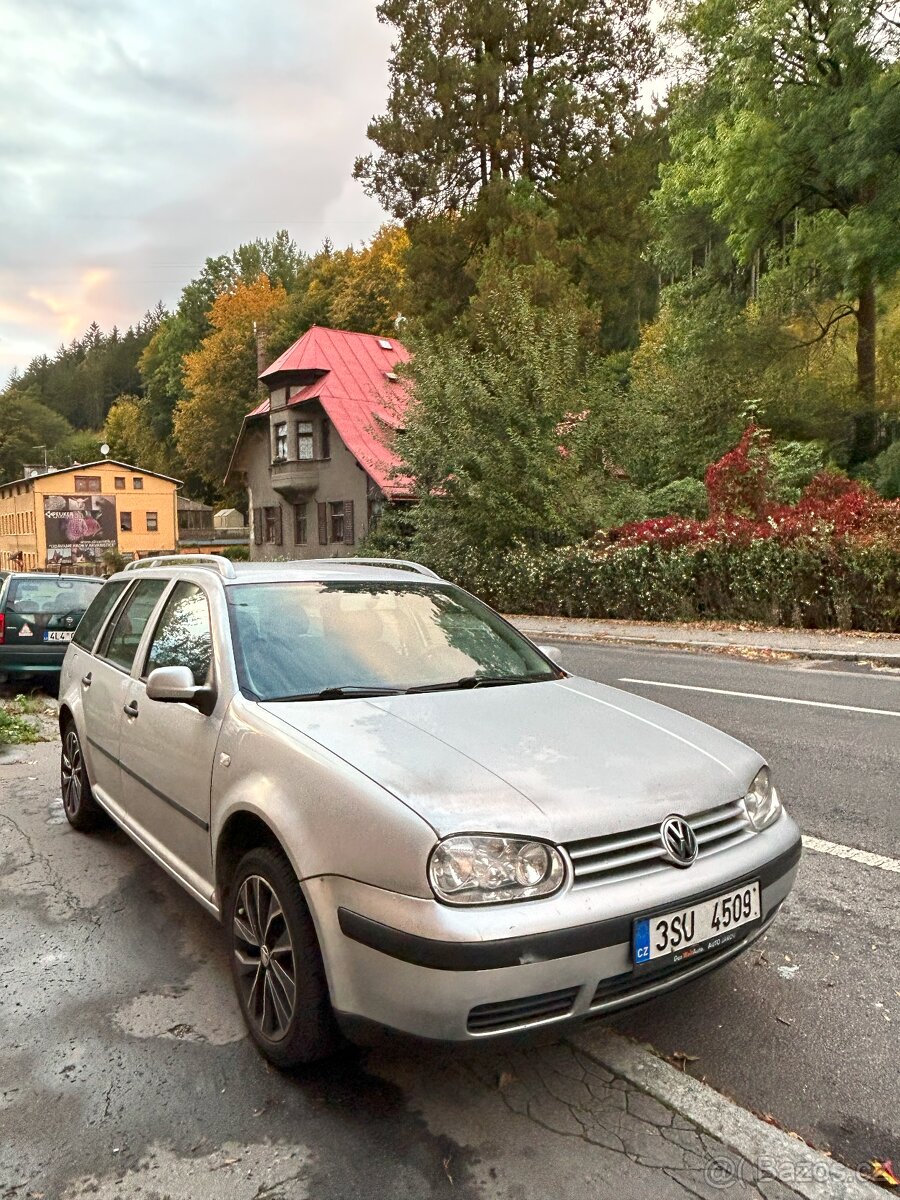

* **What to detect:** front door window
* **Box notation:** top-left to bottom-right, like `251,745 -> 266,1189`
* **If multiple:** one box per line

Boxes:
145,582 -> 212,685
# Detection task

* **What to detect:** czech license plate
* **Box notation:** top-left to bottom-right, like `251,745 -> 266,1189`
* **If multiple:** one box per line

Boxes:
44,630 -> 74,642
633,881 -> 761,970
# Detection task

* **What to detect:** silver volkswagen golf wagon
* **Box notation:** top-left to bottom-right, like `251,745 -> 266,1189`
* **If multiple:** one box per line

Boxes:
58,555 -> 801,1066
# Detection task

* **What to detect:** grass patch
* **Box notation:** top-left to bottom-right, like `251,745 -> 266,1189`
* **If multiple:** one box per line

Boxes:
6,692 -> 45,715
0,706 -> 40,746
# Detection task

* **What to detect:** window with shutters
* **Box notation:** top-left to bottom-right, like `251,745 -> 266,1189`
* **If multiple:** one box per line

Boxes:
344,499 -> 354,545
321,419 -> 331,460
329,501 -> 344,543
297,421 -> 314,461
274,422 -> 288,461
252,508 -> 263,545
264,506 -> 277,544
293,503 -> 308,545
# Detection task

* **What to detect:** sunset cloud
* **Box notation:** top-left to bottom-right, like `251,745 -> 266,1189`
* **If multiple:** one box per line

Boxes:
0,0 -> 391,379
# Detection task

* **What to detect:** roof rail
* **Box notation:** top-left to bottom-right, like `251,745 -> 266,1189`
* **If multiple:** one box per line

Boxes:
302,557 -> 441,579
123,554 -> 236,579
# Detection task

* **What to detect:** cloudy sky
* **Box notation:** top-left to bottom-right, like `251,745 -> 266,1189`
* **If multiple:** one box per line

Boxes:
0,0 -> 392,379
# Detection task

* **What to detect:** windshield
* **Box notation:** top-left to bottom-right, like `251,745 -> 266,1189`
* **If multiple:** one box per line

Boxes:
227,582 -> 559,700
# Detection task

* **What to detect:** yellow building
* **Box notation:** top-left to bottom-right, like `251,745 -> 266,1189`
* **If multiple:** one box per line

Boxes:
0,460 -> 180,572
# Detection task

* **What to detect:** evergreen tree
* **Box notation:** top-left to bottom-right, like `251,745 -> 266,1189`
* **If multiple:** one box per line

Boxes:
355,0 -> 658,219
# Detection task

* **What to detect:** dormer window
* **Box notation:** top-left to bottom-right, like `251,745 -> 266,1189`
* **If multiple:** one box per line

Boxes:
274,422 -> 288,461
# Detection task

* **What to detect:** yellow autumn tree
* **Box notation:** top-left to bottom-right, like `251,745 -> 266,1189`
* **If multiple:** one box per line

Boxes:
328,224 -> 409,336
104,395 -> 164,471
174,276 -> 287,488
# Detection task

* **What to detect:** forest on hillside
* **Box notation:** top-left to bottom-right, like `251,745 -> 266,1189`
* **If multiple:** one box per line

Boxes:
2,0 -> 898,546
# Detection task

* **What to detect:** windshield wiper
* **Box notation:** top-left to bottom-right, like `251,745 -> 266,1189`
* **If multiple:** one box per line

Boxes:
265,686 -> 406,702
406,671 -> 556,695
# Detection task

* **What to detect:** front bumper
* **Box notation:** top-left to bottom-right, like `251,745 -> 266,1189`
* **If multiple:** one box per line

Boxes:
305,816 -> 802,1042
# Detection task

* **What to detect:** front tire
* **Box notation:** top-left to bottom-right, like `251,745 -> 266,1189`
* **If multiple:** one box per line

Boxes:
226,845 -> 341,1067
60,721 -> 106,832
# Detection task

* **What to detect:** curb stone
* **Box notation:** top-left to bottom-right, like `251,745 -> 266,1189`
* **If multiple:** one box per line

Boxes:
511,623 -> 900,667
568,1027 -> 884,1200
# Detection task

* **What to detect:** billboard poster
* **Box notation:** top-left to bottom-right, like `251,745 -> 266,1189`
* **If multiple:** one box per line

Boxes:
44,494 -> 117,566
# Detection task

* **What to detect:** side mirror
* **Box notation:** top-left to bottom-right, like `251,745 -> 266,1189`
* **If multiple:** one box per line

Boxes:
537,644 -> 562,665
146,665 -> 216,715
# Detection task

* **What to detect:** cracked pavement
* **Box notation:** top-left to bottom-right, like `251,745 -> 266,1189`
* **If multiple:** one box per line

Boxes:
0,742 -> 828,1200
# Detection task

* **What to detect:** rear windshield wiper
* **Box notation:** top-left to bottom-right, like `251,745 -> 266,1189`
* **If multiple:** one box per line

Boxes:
406,672 -> 556,694
265,686 -> 406,702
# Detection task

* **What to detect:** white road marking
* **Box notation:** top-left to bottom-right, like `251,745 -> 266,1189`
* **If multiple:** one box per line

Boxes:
802,835 -> 900,873
619,677 -> 900,718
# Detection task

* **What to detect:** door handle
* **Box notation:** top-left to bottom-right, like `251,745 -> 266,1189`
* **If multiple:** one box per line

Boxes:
81,672 -> 92,688
123,700 -> 139,718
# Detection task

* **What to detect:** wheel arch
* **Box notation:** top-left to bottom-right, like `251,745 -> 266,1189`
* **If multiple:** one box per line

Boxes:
215,810 -> 292,914
58,703 -> 74,737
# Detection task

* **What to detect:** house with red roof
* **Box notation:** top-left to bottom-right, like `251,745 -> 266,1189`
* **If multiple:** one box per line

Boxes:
225,326 -> 411,559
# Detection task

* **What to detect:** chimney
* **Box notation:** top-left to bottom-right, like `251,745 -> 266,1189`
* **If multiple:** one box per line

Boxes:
253,321 -> 269,382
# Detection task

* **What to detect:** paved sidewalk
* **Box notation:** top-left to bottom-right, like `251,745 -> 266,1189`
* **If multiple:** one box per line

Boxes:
506,614 -> 900,664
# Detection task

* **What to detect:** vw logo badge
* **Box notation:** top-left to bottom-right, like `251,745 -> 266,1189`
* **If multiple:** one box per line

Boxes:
660,815 -> 698,868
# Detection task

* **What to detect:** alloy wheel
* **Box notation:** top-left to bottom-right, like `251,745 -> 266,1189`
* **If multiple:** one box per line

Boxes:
233,875 -> 297,1043
61,729 -> 84,817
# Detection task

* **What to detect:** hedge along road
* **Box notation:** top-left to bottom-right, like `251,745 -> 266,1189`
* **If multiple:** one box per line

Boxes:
554,641 -> 900,1172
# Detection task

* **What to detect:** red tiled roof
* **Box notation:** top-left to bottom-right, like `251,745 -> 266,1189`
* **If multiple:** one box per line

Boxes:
233,326 -> 412,498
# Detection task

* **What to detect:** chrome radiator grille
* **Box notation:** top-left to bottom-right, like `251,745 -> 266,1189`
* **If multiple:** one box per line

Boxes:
564,799 -> 753,889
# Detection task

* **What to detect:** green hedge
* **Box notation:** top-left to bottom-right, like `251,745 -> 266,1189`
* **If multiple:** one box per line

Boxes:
442,539 -> 900,631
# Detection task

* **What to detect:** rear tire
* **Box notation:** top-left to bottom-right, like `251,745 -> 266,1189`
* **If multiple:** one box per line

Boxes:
226,845 -> 341,1067
60,721 -> 106,832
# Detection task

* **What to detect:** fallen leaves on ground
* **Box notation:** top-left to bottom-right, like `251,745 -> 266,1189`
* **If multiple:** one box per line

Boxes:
870,1160 -> 899,1187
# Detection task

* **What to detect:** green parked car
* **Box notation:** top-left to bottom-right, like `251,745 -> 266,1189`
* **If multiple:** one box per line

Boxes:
0,573 -> 105,681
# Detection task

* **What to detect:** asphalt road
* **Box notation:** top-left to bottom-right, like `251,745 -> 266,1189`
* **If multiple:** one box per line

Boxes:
547,643 -> 900,1169
0,645 -> 897,1195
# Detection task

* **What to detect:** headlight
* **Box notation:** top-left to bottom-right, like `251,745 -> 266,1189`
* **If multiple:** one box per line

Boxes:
428,835 -> 565,905
742,766 -> 782,831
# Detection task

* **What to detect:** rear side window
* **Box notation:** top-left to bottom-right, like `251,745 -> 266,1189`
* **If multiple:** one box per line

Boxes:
99,579 -> 167,672
7,577 -> 102,616
73,581 -> 129,651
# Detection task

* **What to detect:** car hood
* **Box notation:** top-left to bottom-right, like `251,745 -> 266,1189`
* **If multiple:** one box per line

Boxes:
260,677 -> 764,842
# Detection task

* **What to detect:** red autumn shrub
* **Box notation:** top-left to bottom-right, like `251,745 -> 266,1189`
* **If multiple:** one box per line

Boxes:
705,425 -> 771,519
798,471 -> 857,504
610,454 -> 900,551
